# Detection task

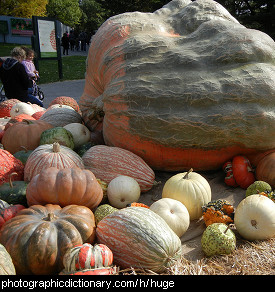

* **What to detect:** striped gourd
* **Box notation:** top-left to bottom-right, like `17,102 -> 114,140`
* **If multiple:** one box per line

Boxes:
96,207 -> 182,272
63,243 -> 113,272
82,145 -> 155,192
24,142 -> 84,182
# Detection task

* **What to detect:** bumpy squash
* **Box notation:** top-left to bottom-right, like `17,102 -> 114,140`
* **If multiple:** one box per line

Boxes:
96,207 -> 182,272
83,145 -> 155,192
0,99 -> 20,118
0,204 -> 96,275
0,149 -> 24,185
24,142 -> 84,182
26,167 -> 103,210
79,0 -> 275,171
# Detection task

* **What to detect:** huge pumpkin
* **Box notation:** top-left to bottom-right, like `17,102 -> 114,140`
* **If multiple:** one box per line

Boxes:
0,204 -> 96,275
79,0 -> 275,171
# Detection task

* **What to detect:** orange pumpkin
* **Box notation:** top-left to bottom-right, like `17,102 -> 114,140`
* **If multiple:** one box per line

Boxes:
26,167 -> 103,210
2,119 -> 53,154
256,152 -> 275,188
0,99 -> 20,118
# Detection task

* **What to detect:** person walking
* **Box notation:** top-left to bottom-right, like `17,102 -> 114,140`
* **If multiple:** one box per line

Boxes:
61,33 -> 69,55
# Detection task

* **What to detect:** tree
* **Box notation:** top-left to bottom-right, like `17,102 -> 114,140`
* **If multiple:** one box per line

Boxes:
215,0 -> 274,39
0,0 -> 48,18
78,0 -> 108,33
46,0 -> 82,27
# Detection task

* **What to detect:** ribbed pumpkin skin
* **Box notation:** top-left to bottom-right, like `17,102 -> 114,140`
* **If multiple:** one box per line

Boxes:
24,143 -> 84,182
0,149 -> 24,185
26,167 -> 103,210
79,0 -> 275,171
0,204 -> 96,275
96,207 -> 182,272
82,145 -> 155,192
2,119 -> 53,154
256,152 -> 275,188
63,243 -> 113,272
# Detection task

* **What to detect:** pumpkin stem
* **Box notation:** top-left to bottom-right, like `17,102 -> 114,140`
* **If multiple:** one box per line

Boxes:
9,172 -> 18,188
53,142 -> 60,153
251,219 -> 257,229
183,168 -> 193,179
44,212 -> 57,221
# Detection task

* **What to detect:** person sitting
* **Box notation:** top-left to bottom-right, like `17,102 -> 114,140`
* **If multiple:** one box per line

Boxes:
0,47 -> 43,106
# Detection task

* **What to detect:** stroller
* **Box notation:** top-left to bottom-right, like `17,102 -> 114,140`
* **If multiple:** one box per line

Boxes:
0,80 -> 44,102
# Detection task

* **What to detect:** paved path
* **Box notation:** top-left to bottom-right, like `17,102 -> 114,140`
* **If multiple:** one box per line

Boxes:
39,48 -> 88,108
40,79 -> 85,108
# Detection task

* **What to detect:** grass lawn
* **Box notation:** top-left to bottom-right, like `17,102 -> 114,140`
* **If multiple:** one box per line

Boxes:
0,43 -> 87,84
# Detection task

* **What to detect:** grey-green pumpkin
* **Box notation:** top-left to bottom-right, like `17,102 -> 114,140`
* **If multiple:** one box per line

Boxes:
40,127 -> 74,149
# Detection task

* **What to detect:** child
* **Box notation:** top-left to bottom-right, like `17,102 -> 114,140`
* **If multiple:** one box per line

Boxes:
21,47 -> 39,81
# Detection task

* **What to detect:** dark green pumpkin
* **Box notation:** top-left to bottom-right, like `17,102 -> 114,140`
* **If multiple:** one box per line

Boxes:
13,149 -> 33,165
0,173 -> 28,206
75,142 -> 94,157
40,127 -> 74,149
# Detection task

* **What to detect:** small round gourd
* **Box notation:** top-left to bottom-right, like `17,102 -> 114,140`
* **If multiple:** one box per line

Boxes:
10,102 -> 35,118
63,123 -> 91,149
107,175 -> 140,208
234,194 -> 275,240
162,168 -> 211,220
63,243 -> 113,272
150,198 -> 190,237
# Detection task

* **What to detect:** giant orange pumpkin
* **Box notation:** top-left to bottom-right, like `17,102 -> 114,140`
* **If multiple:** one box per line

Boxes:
79,0 -> 275,171
26,167 -> 103,210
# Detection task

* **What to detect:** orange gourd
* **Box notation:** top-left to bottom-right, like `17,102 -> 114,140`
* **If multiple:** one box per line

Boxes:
26,167 -> 103,210
256,152 -> 275,188
2,119 -> 53,154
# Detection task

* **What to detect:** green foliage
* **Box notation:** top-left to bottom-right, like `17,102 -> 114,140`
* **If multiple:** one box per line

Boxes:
46,0 -> 82,27
0,0 -> 47,18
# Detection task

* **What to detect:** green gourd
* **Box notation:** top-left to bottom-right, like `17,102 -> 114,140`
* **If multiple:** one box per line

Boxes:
40,127 -> 74,149
0,173 -> 28,206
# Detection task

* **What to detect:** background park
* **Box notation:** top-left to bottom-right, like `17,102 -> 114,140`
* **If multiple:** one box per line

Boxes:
0,0 -> 274,85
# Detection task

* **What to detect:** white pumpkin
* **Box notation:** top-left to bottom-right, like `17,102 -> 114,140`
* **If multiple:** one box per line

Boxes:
46,104 -> 75,111
107,175 -> 141,208
63,123 -> 91,148
234,194 -> 275,241
150,198 -> 190,237
162,168 -> 211,220
10,102 -> 35,117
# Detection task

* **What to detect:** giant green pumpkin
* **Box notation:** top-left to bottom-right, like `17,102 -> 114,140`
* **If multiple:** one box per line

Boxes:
79,0 -> 275,171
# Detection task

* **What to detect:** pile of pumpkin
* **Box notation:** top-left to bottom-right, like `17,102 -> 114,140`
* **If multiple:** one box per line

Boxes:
0,97 -> 274,275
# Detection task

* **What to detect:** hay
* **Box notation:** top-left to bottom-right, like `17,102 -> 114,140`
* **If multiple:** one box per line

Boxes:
116,237 -> 275,275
